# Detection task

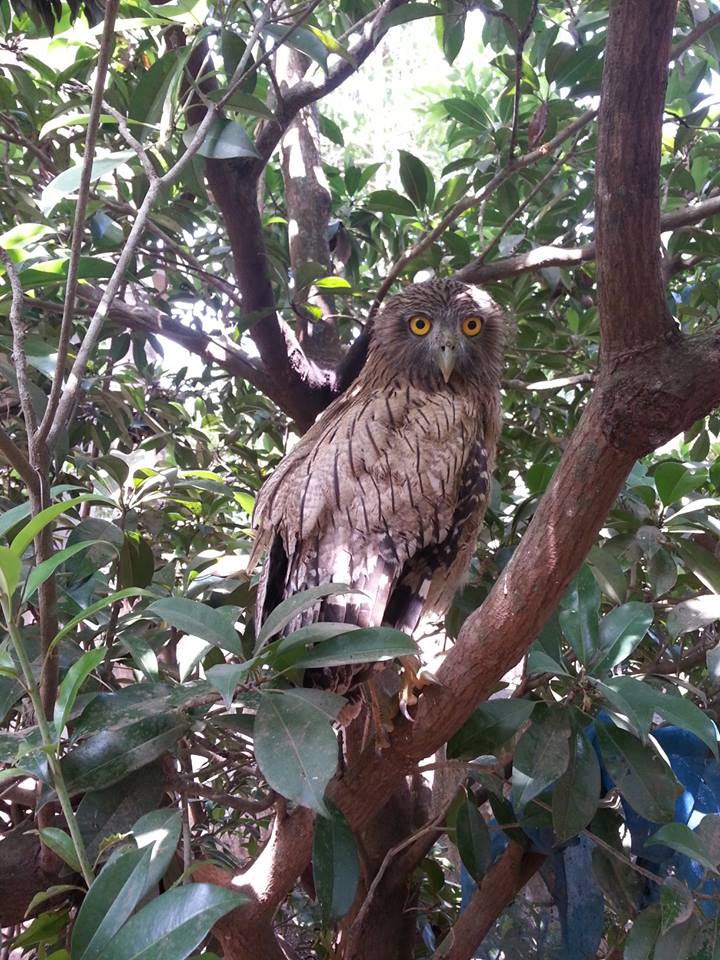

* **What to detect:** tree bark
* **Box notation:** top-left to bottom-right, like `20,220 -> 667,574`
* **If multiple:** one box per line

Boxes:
278,48 -> 342,365
595,0 -> 677,360
431,844 -> 546,960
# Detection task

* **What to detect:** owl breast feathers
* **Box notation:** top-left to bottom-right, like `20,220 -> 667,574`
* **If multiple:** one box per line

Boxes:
250,278 -> 505,640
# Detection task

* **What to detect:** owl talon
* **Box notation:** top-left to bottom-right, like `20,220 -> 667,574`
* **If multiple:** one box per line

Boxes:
399,698 -> 416,722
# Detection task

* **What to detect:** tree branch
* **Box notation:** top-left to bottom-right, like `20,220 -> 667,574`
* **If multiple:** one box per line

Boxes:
371,107 -> 597,312
43,8 -> 272,448
323,0 -> 720,840
73,288 -> 278,398
0,245 -> 37,438
595,0 -> 677,360
253,0 -> 412,166
432,844 -> 546,960
0,424 -> 36,493
670,11 -> 720,60
508,0 -> 539,161
35,0 -> 120,447
456,193 -> 720,284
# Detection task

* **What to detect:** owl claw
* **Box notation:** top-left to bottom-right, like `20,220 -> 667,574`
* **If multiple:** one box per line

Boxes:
399,698 -> 416,722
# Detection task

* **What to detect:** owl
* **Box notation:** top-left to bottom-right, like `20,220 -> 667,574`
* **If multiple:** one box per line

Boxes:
249,278 -> 504,696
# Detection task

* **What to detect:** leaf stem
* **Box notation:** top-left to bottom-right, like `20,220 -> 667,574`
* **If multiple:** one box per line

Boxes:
2,603 -> 94,887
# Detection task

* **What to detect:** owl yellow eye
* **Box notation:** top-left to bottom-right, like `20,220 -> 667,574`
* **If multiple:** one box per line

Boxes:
462,315 -> 483,337
409,315 -> 432,337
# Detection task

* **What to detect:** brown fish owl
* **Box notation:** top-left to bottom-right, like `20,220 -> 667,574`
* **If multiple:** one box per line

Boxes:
250,278 -> 504,666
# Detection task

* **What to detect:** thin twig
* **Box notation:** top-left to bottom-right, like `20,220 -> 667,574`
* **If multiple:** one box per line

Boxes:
45,3 -> 276,448
35,0 -> 120,448
99,98 -> 158,182
508,0 -> 539,161
670,11 -> 720,60
371,107 -> 597,313
0,424 -> 36,492
348,810 -> 447,943
0,245 -> 37,438
478,137 -> 580,264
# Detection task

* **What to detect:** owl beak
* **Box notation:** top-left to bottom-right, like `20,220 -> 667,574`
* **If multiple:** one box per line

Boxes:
436,343 -> 457,383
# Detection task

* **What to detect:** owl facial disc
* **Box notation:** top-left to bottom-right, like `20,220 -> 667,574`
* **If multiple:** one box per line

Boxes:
436,338 -> 457,383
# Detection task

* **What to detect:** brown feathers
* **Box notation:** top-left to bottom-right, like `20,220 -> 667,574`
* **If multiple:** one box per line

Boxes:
251,278 -> 505,641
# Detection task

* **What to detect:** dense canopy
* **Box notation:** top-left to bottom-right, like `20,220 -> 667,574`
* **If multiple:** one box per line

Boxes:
1,1 -> 720,958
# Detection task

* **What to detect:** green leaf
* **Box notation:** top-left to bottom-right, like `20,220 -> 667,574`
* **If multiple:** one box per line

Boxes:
183,119 -> 260,160
398,150 -> 434,208
51,589 -> 153,652
664,498 -> 720,525
76,764 -> 165,863
219,29 -> 256,92
24,884 -> 84,918
61,714 -> 188,795
41,152 -> 135,214
100,884 -> 245,960
600,676 -> 717,757
204,660 -> 260,708
558,566 -> 600,667
312,800 -> 359,922
18,257 -> 115,289
0,545 -> 21,600
689,914 -> 720,960
587,545 -> 627,604
448,699 -> 535,759
38,827 -> 82,873
146,597 -> 241,654
379,3 -> 442,33
10,495 -> 116,558
440,8 -> 465,64
73,845 -> 151,960
254,689 -> 339,814
648,547 -> 678,598
73,685 -> 174,740
591,602 -> 654,673
0,222 -> 53,255
660,877 -> 694,935
54,647 -> 105,735
595,722 -> 682,822
667,595 -> 720,638
365,190 -> 417,217
255,583 -> 363,651
511,708 -> 572,809
264,24 -> 329,71
130,48 -> 192,129
442,98 -> 489,130
76,811 -> 184,960
645,822 -> 720,873
675,540 -> 720,594
23,540 -> 106,601
655,462 -> 707,507
287,626 -> 418,670
456,796 -> 491,882
552,729 -> 601,842
624,905 -> 661,960
315,276 -> 352,290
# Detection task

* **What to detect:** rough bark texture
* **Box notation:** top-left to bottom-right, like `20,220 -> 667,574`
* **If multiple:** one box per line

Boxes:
278,48 -> 342,364
595,0 -> 677,360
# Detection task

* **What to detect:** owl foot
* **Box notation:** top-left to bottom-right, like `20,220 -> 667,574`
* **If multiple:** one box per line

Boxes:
398,657 -> 440,709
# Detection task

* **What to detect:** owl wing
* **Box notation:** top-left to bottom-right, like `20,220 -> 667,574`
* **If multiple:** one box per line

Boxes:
252,382 -> 490,635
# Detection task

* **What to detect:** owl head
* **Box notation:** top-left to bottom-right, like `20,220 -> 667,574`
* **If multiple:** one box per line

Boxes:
367,278 -> 505,394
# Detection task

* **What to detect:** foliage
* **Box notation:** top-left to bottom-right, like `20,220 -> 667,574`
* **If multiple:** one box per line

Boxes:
0,0 -> 719,958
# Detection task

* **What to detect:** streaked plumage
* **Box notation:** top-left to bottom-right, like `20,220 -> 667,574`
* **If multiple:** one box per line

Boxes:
250,278 -> 504,684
